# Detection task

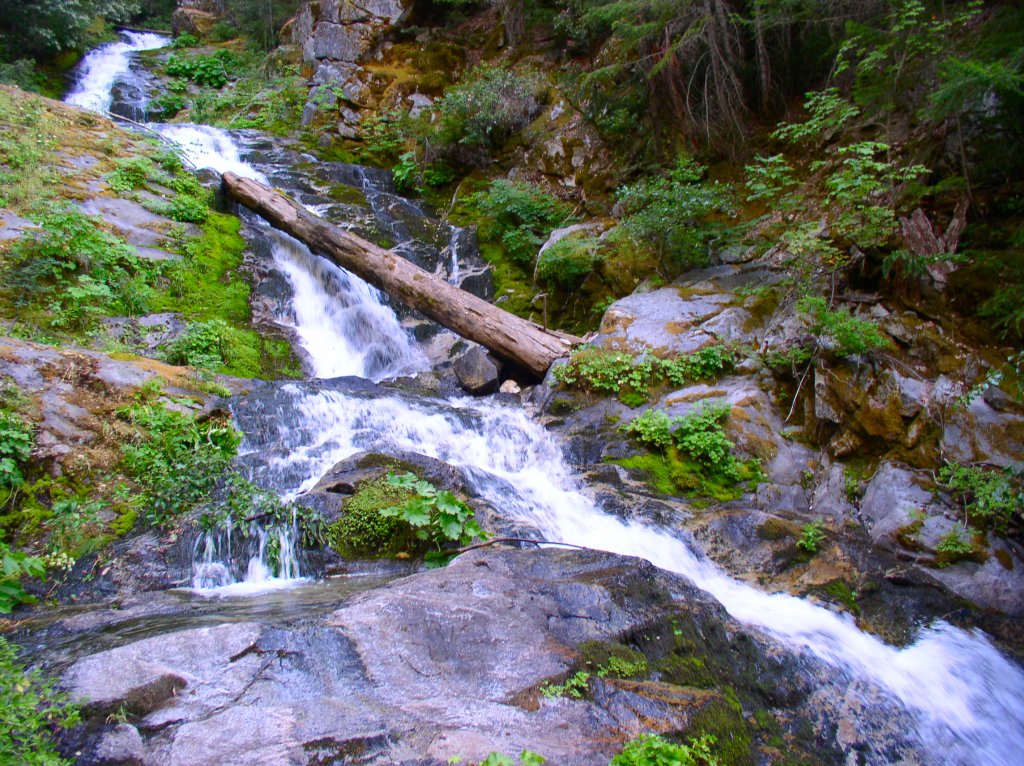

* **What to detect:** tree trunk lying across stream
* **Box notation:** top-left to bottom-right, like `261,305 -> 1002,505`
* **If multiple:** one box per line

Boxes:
222,172 -> 579,378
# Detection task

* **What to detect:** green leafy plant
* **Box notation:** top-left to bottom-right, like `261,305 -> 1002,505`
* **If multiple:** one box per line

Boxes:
359,107 -> 410,158
326,474 -> 420,558
935,529 -> 974,567
796,520 -> 826,554
2,204 -> 156,332
0,636 -> 79,764
381,473 -> 490,566
162,318 -> 253,372
939,463 -> 1023,535
539,670 -> 590,699
118,400 -> 239,527
554,346 -> 735,406
392,150 -> 420,194
171,32 -> 199,49
0,542 -> 45,613
470,180 -> 574,266
106,156 -> 157,193
610,733 -> 721,766
0,411 -> 33,491
454,751 -> 546,766
797,297 -> 890,357
619,405 -> 757,500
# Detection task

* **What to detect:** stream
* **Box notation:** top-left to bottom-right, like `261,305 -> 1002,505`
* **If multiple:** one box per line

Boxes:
41,31 -> 1024,766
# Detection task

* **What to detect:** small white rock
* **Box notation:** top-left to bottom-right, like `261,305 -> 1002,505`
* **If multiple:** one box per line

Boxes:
499,380 -> 521,395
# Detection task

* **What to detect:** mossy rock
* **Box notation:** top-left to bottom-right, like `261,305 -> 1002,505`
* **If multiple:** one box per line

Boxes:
325,476 -> 419,558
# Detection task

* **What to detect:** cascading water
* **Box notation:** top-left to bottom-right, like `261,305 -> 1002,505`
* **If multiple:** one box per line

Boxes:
63,38 -> 1024,764
236,384 -> 1024,766
64,31 -> 168,116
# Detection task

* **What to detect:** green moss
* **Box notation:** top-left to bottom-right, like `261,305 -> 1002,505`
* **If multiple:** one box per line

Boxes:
153,214 -> 301,379
652,655 -> 716,688
612,448 -> 760,502
821,580 -> 861,615
326,476 -> 419,557
756,517 -> 798,541
153,213 -> 250,323
480,242 -> 538,319
688,697 -> 754,766
109,508 -> 138,538
578,640 -> 649,679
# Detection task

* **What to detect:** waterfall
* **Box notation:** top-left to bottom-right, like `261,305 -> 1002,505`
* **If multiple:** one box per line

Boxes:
62,39 -> 1024,765
236,384 -> 1024,766
64,31 -> 168,116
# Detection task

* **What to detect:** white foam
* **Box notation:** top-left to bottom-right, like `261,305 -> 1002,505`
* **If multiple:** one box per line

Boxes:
65,31 -> 168,113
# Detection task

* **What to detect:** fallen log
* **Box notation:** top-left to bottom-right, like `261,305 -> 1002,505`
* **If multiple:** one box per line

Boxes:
222,172 -> 579,378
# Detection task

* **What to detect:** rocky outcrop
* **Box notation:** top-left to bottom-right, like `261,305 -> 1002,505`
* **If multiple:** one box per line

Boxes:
59,548 -> 928,765
290,0 -> 411,133
544,262 -> 1024,619
172,0 -> 226,38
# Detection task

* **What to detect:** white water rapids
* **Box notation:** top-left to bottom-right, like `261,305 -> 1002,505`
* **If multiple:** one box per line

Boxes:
65,34 -> 1024,765
64,31 -> 167,114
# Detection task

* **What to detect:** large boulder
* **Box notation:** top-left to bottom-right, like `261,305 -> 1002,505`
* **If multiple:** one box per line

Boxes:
58,548 -> 935,766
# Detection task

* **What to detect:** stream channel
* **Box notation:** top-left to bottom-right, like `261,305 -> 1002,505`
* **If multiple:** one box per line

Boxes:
23,30 -> 1024,766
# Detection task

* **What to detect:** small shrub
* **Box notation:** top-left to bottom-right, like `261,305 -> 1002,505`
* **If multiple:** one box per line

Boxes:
0,637 -> 80,764
610,733 -> 721,766
616,155 -> 733,270
539,670 -> 590,699
151,92 -> 187,117
172,33 -> 200,49
797,297 -> 890,356
470,180 -> 573,266
208,21 -> 239,42
537,236 -> 602,289
796,519 -> 826,554
436,64 -> 542,149
939,463 -> 1023,534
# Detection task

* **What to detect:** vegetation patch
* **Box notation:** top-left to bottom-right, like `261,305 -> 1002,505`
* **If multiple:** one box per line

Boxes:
555,345 -> 735,407
327,472 -> 488,566
0,636 -> 80,765
617,405 -> 761,501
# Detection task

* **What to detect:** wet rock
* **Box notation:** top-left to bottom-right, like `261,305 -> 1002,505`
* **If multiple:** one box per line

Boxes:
927,538 -> 1024,616
93,724 -> 146,766
452,345 -> 501,395
597,287 -> 727,355
500,379 -> 521,395
859,463 -> 933,547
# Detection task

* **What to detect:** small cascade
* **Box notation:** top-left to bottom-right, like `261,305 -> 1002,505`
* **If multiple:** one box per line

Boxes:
65,31 -> 168,115
154,124 -> 428,381
233,383 -> 1024,766
191,514 -> 304,595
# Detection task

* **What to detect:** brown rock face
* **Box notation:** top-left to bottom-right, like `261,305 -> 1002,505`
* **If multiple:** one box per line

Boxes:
171,8 -> 220,37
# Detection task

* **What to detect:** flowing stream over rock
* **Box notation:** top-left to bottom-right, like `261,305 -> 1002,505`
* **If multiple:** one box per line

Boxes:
54,33 -> 1024,765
